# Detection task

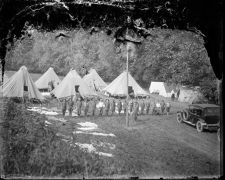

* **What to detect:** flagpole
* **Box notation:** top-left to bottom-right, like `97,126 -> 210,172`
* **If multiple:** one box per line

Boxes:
126,41 -> 129,127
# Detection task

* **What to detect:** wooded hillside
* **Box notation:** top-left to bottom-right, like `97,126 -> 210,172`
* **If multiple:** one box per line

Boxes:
5,28 -> 215,85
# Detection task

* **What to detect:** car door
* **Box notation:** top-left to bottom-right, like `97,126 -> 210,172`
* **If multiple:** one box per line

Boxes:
188,106 -> 200,124
188,105 -> 195,123
192,108 -> 202,124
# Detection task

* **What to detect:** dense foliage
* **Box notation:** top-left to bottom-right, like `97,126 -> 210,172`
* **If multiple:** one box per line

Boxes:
5,28 -> 218,102
0,99 -> 136,177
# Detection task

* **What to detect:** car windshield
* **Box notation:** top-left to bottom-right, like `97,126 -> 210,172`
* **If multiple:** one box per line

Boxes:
205,107 -> 220,116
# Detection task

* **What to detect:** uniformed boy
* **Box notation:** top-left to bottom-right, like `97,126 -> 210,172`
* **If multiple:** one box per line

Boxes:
166,102 -> 171,116
123,100 -> 127,115
104,99 -> 110,116
117,99 -> 122,115
132,101 -> 139,121
160,100 -> 166,114
68,97 -> 74,116
145,99 -> 150,114
110,99 -> 115,115
84,98 -> 89,116
90,98 -> 96,116
62,99 -> 67,116
128,99 -> 134,114
98,98 -> 104,116
76,98 -> 82,116
151,101 -> 156,115
155,101 -> 161,115
140,99 -> 145,115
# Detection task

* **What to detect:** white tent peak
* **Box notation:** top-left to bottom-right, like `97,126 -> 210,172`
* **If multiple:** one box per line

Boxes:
35,67 -> 61,90
2,66 -> 44,100
20,66 -> 27,70
52,69 -> 96,99
103,71 -> 149,96
83,68 -> 107,91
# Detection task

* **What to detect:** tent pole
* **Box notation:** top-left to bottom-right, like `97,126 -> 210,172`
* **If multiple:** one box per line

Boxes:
126,42 -> 129,127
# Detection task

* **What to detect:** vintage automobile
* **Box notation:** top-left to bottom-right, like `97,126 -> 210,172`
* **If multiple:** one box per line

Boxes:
177,104 -> 220,132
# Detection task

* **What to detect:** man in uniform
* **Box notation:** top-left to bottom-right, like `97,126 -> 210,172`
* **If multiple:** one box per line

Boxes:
62,99 -> 67,116
145,98 -> 150,115
90,98 -> 97,116
128,98 -> 134,114
155,101 -> 161,115
151,101 -> 156,115
76,97 -> 82,116
110,98 -> 115,116
166,102 -> 171,116
139,98 -> 145,115
132,101 -> 139,121
83,98 -> 89,116
117,99 -> 122,115
160,100 -> 166,114
68,97 -> 74,116
98,98 -> 104,116
123,99 -> 127,115
104,98 -> 110,116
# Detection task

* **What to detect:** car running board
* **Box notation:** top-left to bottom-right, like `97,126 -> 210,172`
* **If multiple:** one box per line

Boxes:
182,120 -> 195,126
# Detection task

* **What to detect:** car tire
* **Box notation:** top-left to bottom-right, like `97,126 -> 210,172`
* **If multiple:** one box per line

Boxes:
217,128 -> 220,141
177,113 -> 183,123
196,121 -> 204,132
182,110 -> 189,121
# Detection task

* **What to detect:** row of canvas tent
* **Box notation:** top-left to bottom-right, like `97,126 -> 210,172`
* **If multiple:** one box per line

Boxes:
1,66 -> 206,104
1,66 -> 149,100
1,66 -> 97,100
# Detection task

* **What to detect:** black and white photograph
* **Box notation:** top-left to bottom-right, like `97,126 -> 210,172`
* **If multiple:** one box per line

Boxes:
0,0 -> 223,179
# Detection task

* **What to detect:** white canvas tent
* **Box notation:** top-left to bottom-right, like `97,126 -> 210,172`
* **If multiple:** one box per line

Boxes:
103,71 -> 149,97
2,66 -> 44,100
178,87 -> 206,104
35,67 -> 61,90
83,68 -> 107,91
149,81 -> 175,97
52,69 -> 96,99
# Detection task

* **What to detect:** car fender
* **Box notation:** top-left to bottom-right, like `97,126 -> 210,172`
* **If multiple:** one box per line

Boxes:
182,109 -> 189,121
177,111 -> 184,117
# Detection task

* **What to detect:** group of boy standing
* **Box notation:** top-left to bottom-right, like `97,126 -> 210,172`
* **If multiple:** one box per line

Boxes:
61,95 -> 171,120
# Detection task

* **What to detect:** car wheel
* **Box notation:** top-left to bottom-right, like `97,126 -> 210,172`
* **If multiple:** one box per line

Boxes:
196,121 -> 204,132
177,113 -> 183,123
217,128 -> 220,141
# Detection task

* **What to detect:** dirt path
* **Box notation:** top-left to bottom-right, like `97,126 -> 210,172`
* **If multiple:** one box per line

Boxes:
139,115 -> 220,162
